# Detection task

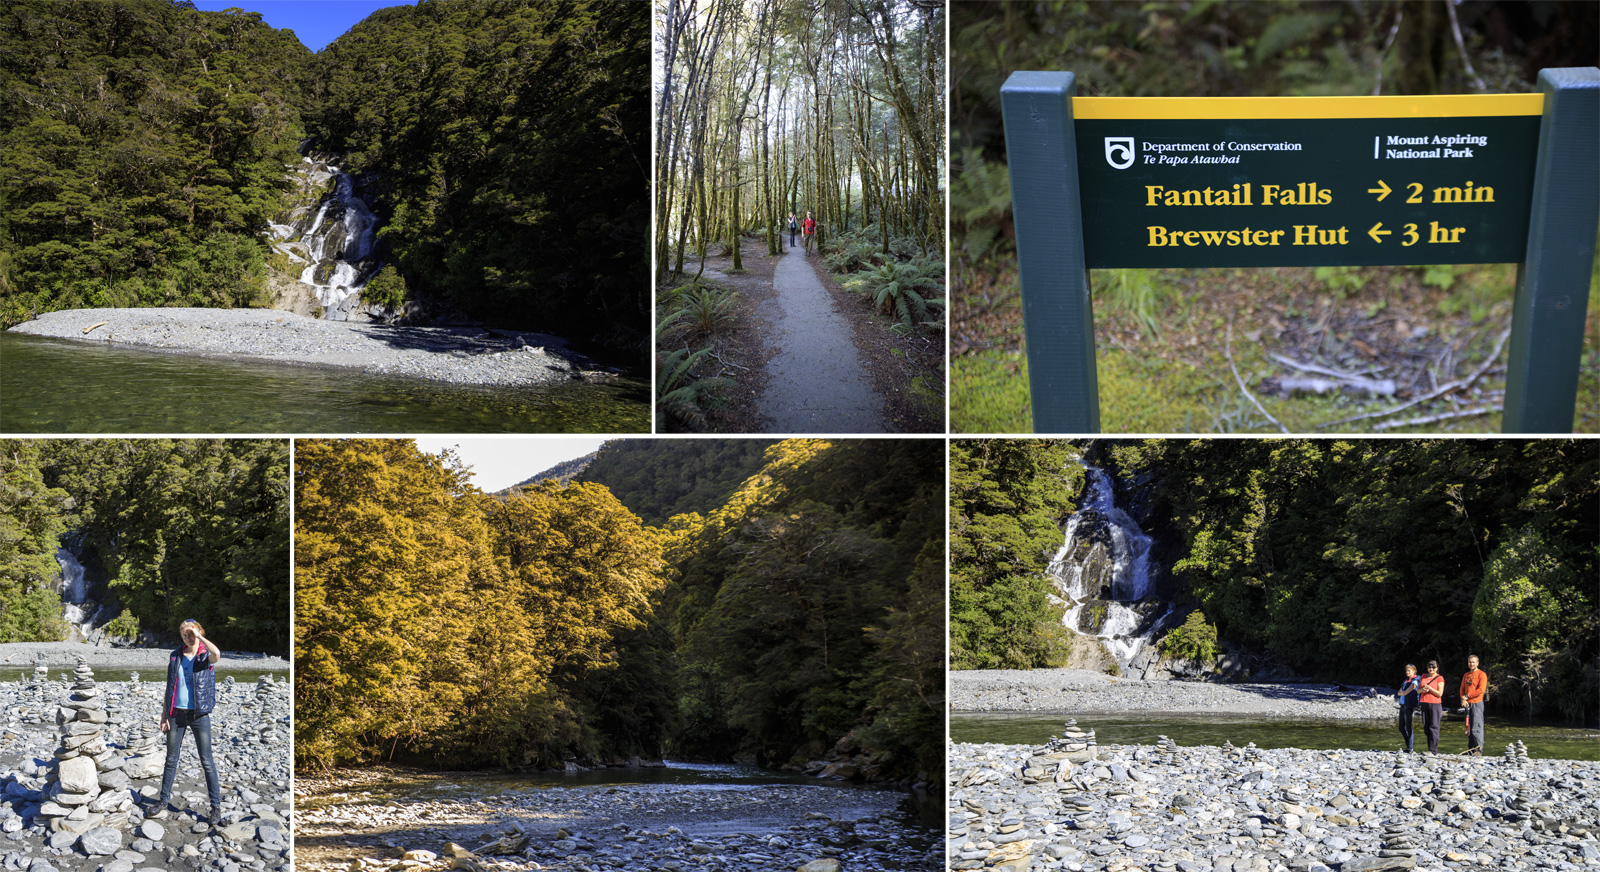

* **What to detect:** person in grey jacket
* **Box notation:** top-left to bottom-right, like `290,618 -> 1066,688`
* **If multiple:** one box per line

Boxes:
154,619 -> 223,823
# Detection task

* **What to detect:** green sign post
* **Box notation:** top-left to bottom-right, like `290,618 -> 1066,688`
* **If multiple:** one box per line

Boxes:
1001,68 -> 1598,433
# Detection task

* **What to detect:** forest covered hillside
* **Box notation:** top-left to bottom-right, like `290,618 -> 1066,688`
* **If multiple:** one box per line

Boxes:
951,438 -> 1599,723
575,439 -> 772,525
0,439 -> 290,653
295,438 -> 943,785
2,0 -> 648,359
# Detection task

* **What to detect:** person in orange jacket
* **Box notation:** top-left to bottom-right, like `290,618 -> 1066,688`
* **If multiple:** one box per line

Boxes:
1417,660 -> 1446,754
1460,654 -> 1488,756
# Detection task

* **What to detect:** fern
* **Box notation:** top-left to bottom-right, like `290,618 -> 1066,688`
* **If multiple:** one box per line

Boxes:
655,347 -> 734,431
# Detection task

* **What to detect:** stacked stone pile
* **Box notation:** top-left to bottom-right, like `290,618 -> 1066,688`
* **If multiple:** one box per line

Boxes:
36,658 -> 134,851
124,721 -> 164,779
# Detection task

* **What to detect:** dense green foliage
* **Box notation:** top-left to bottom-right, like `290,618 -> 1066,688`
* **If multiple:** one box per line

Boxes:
576,439 -> 770,525
954,439 -> 1597,721
664,439 -> 944,781
949,439 -> 1080,670
1,1 -> 311,325
0,442 -> 72,641
295,439 -> 668,770
295,438 -> 944,783
1160,610 -> 1218,663
0,439 -> 289,652
2,0 -> 649,360
307,0 -> 649,355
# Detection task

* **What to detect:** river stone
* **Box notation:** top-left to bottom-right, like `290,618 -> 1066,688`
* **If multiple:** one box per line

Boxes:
797,862 -> 842,872
58,755 -> 98,794
78,827 -> 122,856
137,820 -> 164,842
219,822 -> 256,842
101,860 -> 135,872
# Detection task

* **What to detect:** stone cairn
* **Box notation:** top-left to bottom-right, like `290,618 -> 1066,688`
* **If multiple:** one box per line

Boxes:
1502,740 -> 1530,764
1061,793 -> 1101,831
124,721 -> 164,780
1045,719 -> 1097,760
1377,822 -> 1421,859
1156,735 -> 1178,765
1243,741 -> 1264,762
38,658 -> 134,837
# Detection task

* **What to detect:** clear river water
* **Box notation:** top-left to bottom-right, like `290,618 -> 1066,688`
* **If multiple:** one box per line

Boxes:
0,333 -> 648,433
951,712 -> 1600,761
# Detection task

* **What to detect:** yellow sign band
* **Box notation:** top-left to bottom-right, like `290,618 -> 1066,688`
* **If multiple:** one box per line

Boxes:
1075,93 -> 1544,120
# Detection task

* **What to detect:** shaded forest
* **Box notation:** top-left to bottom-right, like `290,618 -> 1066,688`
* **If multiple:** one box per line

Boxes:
0,439 -> 290,653
294,438 -> 943,785
950,438 -> 1599,723
2,0 -> 648,360
654,0 -> 946,428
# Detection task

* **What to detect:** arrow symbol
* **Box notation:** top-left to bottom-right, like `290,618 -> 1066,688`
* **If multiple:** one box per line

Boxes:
1368,222 -> 1392,243
1368,180 -> 1391,202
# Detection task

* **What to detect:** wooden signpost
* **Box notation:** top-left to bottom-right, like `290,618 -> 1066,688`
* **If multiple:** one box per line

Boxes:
1001,68 -> 1599,433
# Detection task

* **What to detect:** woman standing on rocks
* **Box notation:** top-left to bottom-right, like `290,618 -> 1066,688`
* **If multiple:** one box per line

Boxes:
1395,663 -> 1421,752
1417,660 -> 1446,755
154,619 -> 223,824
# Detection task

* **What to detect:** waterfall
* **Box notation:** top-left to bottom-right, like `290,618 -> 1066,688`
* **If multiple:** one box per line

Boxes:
269,158 -> 382,320
55,548 -> 98,644
1049,466 -> 1174,671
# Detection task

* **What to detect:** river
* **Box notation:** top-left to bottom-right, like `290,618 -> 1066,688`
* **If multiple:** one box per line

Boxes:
951,711 -> 1600,761
0,333 -> 648,433
295,761 -> 940,871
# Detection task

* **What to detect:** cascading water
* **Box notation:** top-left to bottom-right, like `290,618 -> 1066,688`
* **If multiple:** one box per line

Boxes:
1049,466 -> 1174,671
56,547 -> 98,644
268,156 -> 382,320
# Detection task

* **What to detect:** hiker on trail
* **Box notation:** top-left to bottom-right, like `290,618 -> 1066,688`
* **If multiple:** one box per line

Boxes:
802,211 -> 816,254
787,212 -> 798,248
1418,660 -> 1445,754
1395,663 -> 1421,753
1460,654 -> 1487,756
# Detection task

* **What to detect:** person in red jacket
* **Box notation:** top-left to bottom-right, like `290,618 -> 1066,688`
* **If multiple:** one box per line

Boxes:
801,211 -> 816,254
1460,654 -> 1488,756
1417,660 -> 1446,754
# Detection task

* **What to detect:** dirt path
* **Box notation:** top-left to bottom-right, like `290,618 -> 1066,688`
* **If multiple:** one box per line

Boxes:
756,246 -> 886,432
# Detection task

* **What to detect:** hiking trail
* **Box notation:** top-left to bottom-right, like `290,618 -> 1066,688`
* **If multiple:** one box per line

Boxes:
756,245 -> 887,433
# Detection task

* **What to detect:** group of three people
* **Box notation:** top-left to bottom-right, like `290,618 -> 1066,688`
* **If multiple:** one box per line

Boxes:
1396,655 -> 1488,755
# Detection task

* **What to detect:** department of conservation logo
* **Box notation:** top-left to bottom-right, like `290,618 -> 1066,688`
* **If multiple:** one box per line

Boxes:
1104,136 -> 1135,170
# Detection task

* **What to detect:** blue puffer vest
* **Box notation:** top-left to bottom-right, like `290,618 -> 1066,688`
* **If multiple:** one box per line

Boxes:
164,641 -> 216,717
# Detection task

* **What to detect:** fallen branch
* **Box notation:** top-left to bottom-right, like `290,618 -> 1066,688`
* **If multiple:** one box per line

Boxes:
1372,406 -> 1498,432
1319,326 -> 1511,429
1278,376 -> 1396,397
1268,352 -> 1382,380
1226,322 -> 1288,434
82,321 -> 108,334
707,350 -> 748,371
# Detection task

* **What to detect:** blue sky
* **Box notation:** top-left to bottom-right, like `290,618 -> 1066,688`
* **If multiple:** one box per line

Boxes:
412,438 -> 608,493
193,1 -> 413,53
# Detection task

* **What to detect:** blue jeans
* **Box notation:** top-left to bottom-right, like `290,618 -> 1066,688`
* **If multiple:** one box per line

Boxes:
160,708 -> 220,807
1398,701 -> 1417,751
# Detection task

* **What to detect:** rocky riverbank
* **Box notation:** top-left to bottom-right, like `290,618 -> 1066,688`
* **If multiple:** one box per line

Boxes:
951,670 -> 1398,720
294,766 -> 940,872
0,643 -> 287,674
0,668 -> 292,872
951,737 -> 1600,872
8,308 -> 616,387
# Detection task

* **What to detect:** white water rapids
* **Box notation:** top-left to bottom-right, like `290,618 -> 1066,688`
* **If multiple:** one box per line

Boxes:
55,547 -> 97,643
268,157 -> 381,318
1049,466 -> 1173,668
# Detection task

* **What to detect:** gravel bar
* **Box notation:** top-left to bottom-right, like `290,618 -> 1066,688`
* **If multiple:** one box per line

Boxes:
0,643 -> 287,672
9,308 -> 605,387
952,670 -> 1400,720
